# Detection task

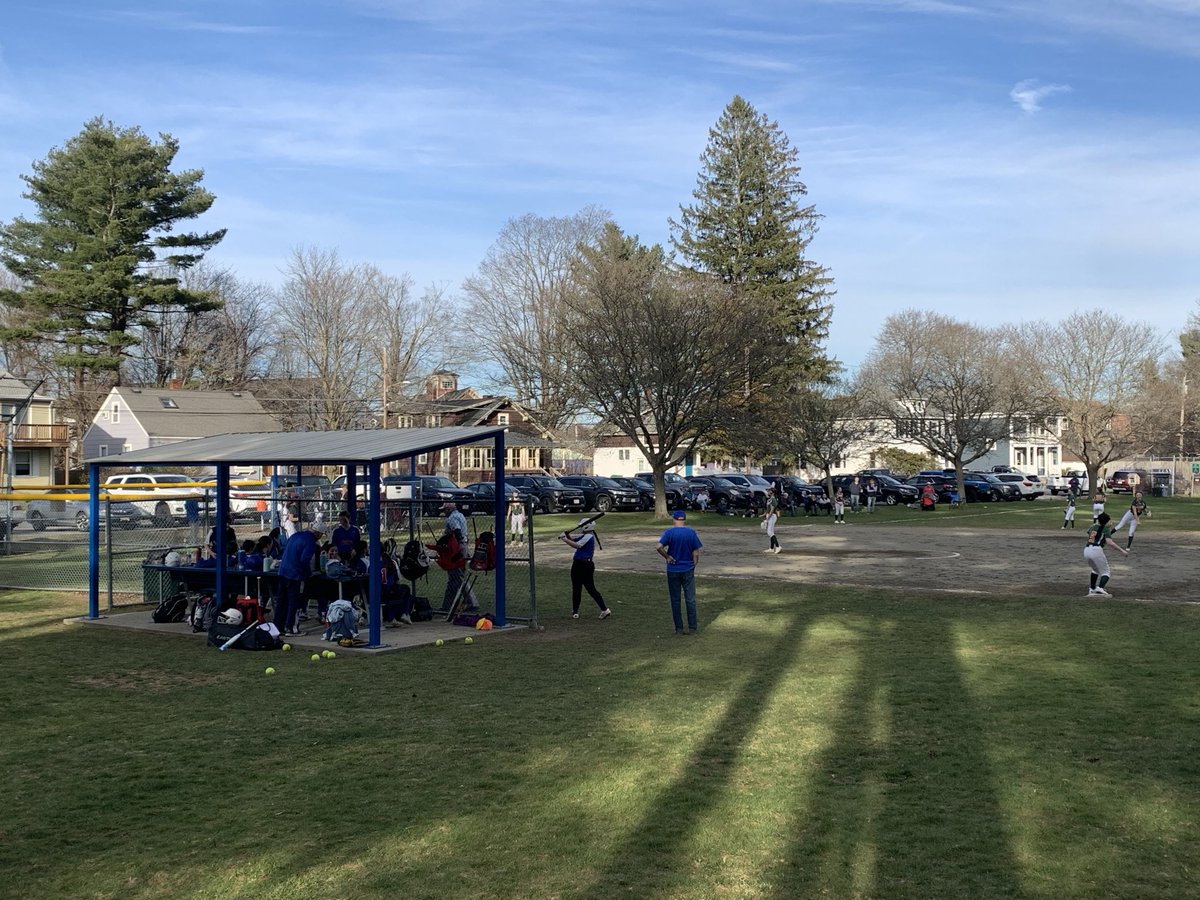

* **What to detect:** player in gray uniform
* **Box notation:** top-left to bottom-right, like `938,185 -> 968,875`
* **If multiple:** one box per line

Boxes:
1083,512 -> 1128,597
1113,491 -> 1149,550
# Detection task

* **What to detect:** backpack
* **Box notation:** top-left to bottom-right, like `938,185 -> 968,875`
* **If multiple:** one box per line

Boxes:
398,538 -> 429,582
429,532 -> 464,571
190,595 -> 218,633
151,591 -> 189,624
470,531 -> 496,571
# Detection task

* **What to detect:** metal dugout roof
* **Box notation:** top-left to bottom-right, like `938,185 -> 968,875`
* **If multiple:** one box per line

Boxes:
84,425 -> 508,467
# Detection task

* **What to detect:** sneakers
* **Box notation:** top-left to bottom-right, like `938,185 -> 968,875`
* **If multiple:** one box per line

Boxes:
1087,589 -> 1100,596
599,608 -> 611,620
571,613 -> 579,619
399,613 -> 412,625
772,547 -> 781,554
1095,588 -> 1112,597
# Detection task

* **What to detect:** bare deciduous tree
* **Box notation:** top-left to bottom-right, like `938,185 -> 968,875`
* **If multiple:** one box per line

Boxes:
460,207 -> 610,427
783,380 -> 872,496
269,247 -> 375,431
562,224 -> 776,517
1018,311 -> 1161,490
859,310 -> 1038,502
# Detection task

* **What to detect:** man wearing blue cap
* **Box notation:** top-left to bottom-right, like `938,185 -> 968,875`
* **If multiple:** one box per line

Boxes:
656,509 -> 703,635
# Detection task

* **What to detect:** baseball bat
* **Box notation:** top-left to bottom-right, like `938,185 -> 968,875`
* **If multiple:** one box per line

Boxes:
561,510 -> 605,539
218,620 -> 259,651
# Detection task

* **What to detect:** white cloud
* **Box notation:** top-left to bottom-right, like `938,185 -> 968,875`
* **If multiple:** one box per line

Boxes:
1009,79 -> 1072,112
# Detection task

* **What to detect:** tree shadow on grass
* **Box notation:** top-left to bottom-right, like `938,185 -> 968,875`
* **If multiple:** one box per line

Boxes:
764,613 -> 1024,898
578,605 -> 819,899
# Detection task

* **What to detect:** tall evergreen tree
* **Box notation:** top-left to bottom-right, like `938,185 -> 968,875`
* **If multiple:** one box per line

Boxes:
0,117 -> 226,410
671,96 -> 834,382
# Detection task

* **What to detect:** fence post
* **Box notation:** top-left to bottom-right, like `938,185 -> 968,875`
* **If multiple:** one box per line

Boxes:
105,496 -> 114,611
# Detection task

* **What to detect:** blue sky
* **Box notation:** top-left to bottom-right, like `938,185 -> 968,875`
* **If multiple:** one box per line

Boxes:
2,0 -> 1198,372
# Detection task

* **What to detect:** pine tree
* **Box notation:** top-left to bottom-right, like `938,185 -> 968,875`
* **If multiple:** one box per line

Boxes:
671,96 -> 834,380
0,118 -> 226,398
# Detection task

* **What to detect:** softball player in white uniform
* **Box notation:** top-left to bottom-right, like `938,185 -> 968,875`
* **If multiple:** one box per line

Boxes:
1083,512 -> 1128,597
1113,492 -> 1149,550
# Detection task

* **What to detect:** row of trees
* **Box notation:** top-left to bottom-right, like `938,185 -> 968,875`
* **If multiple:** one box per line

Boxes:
1,107 -> 1193,518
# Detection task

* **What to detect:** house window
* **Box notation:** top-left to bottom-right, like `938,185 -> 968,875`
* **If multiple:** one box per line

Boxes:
439,449 -> 450,467
417,453 -> 428,464
396,415 -> 413,428
159,397 -> 178,409
13,450 -> 30,476
441,379 -> 453,389
506,448 -> 522,469
461,448 -> 486,469
425,415 -> 440,427
110,403 -> 120,423
496,413 -> 509,426
98,444 -> 108,457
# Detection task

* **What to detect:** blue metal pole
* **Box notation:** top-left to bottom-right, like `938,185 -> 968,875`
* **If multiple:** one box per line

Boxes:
367,461 -> 382,647
495,430 -> 506,626
87,463 -> 100,619
215,466 -> 230,606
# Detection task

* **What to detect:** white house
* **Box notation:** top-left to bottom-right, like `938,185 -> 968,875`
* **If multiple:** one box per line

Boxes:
0,369 -> 68,486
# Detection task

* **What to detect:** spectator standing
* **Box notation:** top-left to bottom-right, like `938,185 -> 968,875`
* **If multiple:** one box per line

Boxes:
330,511 -> 360,559
848,476 -> 862,513
864,478 -> 879,513
276,526 -> 323,635
656,510 -> 703,635
561,519 -> 611,620
437,502 -> 478,612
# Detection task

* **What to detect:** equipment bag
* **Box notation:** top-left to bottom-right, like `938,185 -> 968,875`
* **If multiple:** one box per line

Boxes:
207,622 -> 281,651
151,592 -> 189,624
398,538 -> 429,582
469,531 -> 496,572
190,595 -> 218,633
412,595 -> 434,622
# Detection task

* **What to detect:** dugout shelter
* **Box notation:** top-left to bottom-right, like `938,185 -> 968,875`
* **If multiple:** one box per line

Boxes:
83,426 -> 510,646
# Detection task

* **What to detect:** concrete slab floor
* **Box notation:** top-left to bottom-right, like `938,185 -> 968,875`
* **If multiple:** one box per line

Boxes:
69,608 -> 523,655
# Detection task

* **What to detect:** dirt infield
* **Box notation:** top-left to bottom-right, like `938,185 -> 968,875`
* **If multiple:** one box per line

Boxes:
579,517 -> 1200,604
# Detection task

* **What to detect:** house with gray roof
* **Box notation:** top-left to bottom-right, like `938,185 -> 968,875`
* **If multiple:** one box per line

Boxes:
81,386 -> 282,462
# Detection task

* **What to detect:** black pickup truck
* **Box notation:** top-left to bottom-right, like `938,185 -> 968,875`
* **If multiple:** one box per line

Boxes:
505,475 -> 587,514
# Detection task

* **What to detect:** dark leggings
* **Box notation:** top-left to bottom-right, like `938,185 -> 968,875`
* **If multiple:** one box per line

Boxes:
571,559 -> 607,614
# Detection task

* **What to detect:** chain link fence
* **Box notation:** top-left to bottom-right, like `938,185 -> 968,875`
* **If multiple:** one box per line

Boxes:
0,491 -> 535,624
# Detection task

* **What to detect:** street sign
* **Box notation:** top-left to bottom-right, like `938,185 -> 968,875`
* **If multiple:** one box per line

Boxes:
1193,463 -> 1199,474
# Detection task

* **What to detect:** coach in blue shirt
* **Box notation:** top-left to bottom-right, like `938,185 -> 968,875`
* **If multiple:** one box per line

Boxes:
656,509 -> 703,635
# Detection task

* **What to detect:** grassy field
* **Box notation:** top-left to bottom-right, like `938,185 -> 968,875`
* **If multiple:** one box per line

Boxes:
2,545 -> 1198,899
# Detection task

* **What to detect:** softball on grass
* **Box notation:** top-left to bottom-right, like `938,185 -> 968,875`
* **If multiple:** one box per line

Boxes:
311,653 -> 320,661
322,650 -> 334,659
264,667 -> 276,676
464,636 -> 474,645
327,650 -> 336,659
281,643 -> 291,652
435,639 -> 444,647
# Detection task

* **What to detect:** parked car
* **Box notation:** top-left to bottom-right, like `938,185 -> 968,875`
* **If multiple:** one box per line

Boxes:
104,473 -> 203,525
720,474 -> 771,509
558,475 -> 642,513
398,474 -> 477,515
860,473 -> 919,506
506,475 -> 587,514
1106,469 -> 1150,494
462,480 -> 526,510
0,498 -> 26,538
777,475 -> 824,504
634,472 -> 697,509
609,477 -> 655,511
993,472 -> 1044,500
904,474 -> 958,503
960,472 -> 1014,502
687,475 -> 752,513
27,491 -> 146,531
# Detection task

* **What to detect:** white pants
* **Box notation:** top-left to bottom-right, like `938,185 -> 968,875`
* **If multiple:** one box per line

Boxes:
1114,512 -> 1138,536
1083,544 -> 1110,577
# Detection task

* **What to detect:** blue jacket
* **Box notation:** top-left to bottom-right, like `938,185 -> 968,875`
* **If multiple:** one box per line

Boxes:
278,530 -> 320,581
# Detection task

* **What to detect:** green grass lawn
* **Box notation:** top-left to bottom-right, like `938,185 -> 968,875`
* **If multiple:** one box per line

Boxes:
2,562 -> 1198,899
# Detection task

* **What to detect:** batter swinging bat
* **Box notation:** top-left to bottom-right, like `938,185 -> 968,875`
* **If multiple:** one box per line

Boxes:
561,510 -> 606,539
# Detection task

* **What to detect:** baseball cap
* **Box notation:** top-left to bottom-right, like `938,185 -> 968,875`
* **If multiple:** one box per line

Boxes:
440,501 -> 457,511
672,509 -> 687,520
